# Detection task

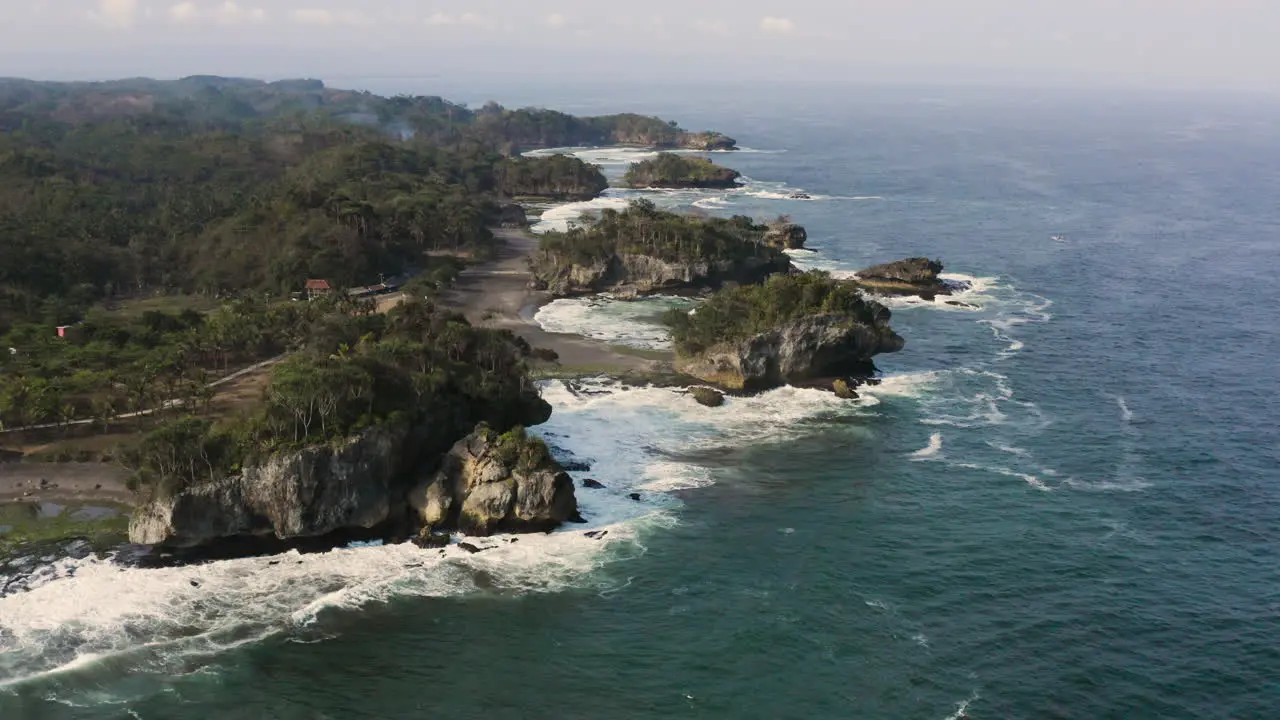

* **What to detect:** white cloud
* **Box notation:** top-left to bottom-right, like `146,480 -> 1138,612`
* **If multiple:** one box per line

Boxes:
760,16 -> 795,34
215,2 -> 266,25
89,0 -> 139,28
545,13 -> 567,28
292,7 -> 370,27
168,1 -> 198,23
425,12 -> 488,28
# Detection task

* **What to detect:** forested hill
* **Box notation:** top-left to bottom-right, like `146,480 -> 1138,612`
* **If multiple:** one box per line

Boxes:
0,75 -> 738,331
0,76 -> 736,152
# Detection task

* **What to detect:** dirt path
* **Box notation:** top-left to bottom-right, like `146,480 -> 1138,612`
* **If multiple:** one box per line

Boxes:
441,228 -> 668,375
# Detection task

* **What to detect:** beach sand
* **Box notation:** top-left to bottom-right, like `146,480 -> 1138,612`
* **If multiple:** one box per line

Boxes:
441,227 -> 669,375
0,462 -> 134,506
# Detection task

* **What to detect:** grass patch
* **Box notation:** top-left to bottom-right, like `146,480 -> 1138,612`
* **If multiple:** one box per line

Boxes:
0,501 -> 130,556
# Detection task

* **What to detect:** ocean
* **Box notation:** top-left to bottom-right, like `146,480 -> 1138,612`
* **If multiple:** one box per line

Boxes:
2,82 -> 1279,718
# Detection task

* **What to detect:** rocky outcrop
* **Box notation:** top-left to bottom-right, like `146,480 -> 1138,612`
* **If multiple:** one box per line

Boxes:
408,426 -> 578,536
624,154 -> 741,189
675,131 -> 737,151
675,312 -> 904,391
129,426 -> 408,548
530,252 -> 792,297
764,222 -> 807,250
856,257 -> 954,299
690,387 -> 725,407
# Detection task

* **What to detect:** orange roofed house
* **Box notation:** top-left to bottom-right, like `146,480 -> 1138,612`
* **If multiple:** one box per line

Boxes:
305,279 -> 332,300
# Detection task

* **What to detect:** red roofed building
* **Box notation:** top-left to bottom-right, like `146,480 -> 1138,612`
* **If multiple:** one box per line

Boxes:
305,279 -> 332,300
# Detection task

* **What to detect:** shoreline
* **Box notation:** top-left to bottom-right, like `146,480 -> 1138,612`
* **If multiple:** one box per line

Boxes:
441,226 -> 671,378
0,462 -> 135,506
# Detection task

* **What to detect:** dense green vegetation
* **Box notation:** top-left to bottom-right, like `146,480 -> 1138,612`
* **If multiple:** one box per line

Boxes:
624,153 -> 741,189
663,272 -> 890,355
496,154 -> 607,199
533,199 -> 789,266
0,76 -> 732,153
0,294 -> 360,432
123,298 -> 548,496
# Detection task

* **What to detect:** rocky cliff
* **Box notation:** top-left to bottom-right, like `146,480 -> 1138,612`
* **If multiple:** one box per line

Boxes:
624,153 -> 741,189
675,131 -> 737,151
763,222 -> 808,250
129,425 -> 408,548
129,419 -> 573,549
408,425 -> 578,536
530,252 -> 792,297
675,312 -> 905,391
856,257 -> 954,299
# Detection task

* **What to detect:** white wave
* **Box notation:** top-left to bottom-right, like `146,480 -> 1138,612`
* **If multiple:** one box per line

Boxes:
944,692 -> 981,720
909,432 -> 944,459
988,441 -> 1031,458
531,195 -> 631,234
954,462 -> 1051,492
533,295 -> 692,350
1116,396 -> 1134,423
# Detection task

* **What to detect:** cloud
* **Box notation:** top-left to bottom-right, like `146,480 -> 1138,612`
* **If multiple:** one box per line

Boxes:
89,0 -> 139,28
424,12 -> 488,28
168,1 -> 198,23
292,8 -> 371,27
545,13 -> 567,28
215,2 -> 266,25
760,16 -> 795,34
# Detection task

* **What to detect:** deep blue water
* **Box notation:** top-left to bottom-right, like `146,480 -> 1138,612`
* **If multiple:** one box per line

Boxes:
3,84 -> 1279,718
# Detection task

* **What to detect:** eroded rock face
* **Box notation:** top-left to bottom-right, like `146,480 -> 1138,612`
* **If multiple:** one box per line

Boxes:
129,426 -> 406,548
856,258 -> 953,298
499,203 -> 528,227
675,131 -> 738,151
675,313 -> 904,391
531,252 -> 791,297
764,223 -> 808,250
408,426 -> 578,536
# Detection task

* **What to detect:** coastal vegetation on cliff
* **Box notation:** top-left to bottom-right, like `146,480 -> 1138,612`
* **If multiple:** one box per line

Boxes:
663,271 -> 887,355
529,200 -> 794,295
623,153 -> 741,189
496,154 -> 608,200
124,297 -> 548,499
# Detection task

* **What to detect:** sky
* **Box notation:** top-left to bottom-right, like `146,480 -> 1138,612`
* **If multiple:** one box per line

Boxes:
1,1 -> 1277,93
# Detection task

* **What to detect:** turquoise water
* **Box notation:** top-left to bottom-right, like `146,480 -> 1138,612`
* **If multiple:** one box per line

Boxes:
3,85 -> 1279,718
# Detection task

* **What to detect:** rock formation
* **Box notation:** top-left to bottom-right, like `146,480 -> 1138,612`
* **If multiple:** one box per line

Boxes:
624,153 -> 741,189
856,257 -> 956,299
408,425 -> 578,536
498,203 -> 528,227
690,387 -> 726,407
763,221 -> 807,250
530,252 -> 792,297
130,425 -> 408,548
675,131 -> 737,151
675,313 -> 904,392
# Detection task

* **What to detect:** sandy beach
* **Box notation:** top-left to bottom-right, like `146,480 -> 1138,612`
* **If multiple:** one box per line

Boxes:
0,462 -> 134,506
442,227 -> 669,376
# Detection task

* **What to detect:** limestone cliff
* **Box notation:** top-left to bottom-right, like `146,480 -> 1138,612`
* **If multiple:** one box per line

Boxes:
763,222 -> 808,250
530,252 -> 792,297
129,426 -> 407,548
675,313 -> 905,391
408,426 -> 578,536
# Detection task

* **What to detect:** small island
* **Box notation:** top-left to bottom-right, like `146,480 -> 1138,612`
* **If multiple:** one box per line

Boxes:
663,272 -> 904,392
528,200 -> 793,297
623,153 -> 742,189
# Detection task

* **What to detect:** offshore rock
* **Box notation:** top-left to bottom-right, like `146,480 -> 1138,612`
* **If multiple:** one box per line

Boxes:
129,426 -> 406,548
690,387 -> 726,407
408,425 -> 578,537
855,257 -> 953,299
675,313 -> 904,392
